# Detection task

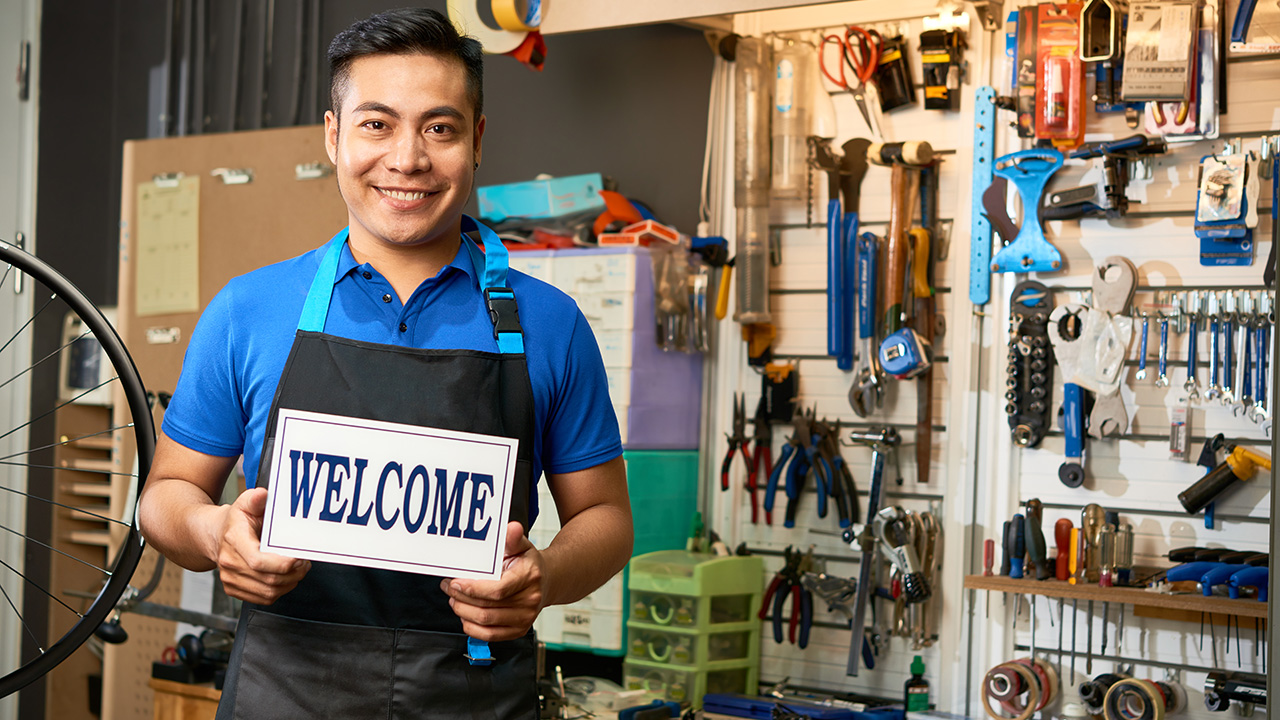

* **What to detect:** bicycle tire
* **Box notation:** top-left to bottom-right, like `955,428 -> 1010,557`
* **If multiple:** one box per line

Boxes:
0,240 -> 155,697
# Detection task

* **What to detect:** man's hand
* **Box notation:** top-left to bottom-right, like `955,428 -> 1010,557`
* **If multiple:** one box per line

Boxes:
441,521 -> 545,641
214,487 -> 311,605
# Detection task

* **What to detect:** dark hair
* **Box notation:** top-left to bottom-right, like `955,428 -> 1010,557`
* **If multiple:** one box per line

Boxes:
328,7 -> 484,123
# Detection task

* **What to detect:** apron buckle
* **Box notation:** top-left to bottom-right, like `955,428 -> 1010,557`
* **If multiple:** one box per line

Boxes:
465,636 -> 495,666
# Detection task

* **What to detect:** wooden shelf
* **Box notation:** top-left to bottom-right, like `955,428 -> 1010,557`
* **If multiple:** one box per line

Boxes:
963,575 -> 1267,619
64,481 -> 112,498
61,457 -> 114,472
61,433 -> 113,451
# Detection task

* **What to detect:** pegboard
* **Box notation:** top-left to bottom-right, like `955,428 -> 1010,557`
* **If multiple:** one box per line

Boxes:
703,0 -> 1277,716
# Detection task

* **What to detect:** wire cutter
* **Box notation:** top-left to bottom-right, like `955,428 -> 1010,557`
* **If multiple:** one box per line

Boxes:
757,546 -> 816,648
747,402 -> 773,524
816,419 -> 860,528
720,393 -> 752,491
821,26 -> 884,138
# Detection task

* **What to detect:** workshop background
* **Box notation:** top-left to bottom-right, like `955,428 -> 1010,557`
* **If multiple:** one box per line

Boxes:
0,0 -> 1276,719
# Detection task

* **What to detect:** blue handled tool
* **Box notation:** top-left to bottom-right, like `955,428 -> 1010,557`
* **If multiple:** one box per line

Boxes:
1229,566 -> 1269,600
970,86 -> 998,305
619,700 -> 682,720
1167,561 -> 1223,582
991,149 -> 1065,274
1059,383 -> 1086,487
1202,564 -> 1251,596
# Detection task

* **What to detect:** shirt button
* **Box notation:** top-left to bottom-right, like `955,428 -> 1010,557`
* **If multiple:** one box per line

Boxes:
362,271 -> 372,279
399,323 -> 408,332
382,294 -> 392,303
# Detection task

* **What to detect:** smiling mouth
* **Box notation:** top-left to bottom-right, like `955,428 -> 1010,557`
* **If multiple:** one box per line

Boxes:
377,187 -> 435,201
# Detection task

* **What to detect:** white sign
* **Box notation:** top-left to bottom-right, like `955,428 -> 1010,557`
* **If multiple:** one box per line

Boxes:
259,408 -> 518,581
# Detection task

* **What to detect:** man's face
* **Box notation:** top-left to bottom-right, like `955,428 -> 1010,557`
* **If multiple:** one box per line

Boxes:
324,52 -> 484,255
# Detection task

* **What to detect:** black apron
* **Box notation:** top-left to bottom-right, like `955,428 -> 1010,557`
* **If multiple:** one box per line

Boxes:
216,217 -> 540,719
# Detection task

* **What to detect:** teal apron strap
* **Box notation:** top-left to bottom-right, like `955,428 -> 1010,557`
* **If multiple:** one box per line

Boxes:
297,227 -> 350,333
461,215 -> 525,356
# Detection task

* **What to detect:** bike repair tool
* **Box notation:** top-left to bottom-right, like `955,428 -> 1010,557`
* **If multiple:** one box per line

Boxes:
1155,298 -> 1173,387
1023,499 -> 1051,580
721,393 -> 753,492
850,232 -> 883,417
914,161 -> 942,483
822,26 -> 885,137
802,570 -> 858,621
1179,444 -> 1272,513
1081,504 -> 1105,673
875,506 -> 932,603
1087,256 -> 1138,438
1069,526 -> 1080,675
840,137 -> 873,369
1059,383 -> 1087,487
984,537 -> 995,618
1204,671 -> 1267,712
1008,514 -> 1027,579
816,419 -> 859,527
869,141 -> 934,332
1043,135 -> 1168,220
812,138 -> 851,368
764,411 -> 809,525
844,427 -> 900,676
1222,292 -> 1237,402
786,416 -> 833,528
1079,0 -> 1122,61
1186,290 -> 1203,401
1080,673 -> 1127,716
990,148 -> 1065,273
747,401 -> 773,524
1134,310 -> 1149,381
758,546 -> 816,648
1054,518 -> 1072,581
971,87 -> 999,306
1228,565 -> 1268,600
1206,292 -> 1223,400
1007,281 -> 1056,448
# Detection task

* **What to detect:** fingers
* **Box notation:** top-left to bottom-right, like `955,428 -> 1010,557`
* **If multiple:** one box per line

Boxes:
216,488 -> 311,605
442,527 -> 546,640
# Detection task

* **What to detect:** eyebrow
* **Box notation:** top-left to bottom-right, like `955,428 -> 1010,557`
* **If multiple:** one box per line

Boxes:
351,102 -> 467,122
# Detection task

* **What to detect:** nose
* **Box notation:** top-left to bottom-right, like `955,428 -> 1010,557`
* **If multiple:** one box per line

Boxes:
385,128 -> 431,174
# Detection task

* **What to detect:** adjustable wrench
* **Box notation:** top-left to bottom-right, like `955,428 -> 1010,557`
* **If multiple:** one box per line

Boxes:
850,233 -> 884,416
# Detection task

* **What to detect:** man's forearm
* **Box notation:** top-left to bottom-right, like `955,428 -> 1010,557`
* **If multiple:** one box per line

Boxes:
540,502 -> 634,608
138,477 -> 227,572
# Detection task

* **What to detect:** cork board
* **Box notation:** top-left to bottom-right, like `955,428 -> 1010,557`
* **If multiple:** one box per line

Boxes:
106,125 -> 347,720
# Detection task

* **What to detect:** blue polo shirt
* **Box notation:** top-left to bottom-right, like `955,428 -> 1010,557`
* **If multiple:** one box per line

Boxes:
162,231 -> 623,523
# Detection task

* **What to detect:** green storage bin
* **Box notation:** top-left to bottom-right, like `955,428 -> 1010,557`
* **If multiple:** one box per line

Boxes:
627,625 -> 754,666
623,658 -> 755,707
628,551 -> 764,632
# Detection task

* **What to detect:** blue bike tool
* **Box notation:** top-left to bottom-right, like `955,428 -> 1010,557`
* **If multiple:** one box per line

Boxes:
1058,382 -> 1085,487
991,149 -> 1065,274
970,86 -> 998,305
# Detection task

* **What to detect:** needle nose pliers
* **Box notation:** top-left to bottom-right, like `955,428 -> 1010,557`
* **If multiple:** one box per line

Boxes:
757,546 -> 815,648
746,402 -> 773,524
720,393 -> 753,491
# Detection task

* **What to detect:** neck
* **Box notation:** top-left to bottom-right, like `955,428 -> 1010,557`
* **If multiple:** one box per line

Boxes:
347,231 -> 462,303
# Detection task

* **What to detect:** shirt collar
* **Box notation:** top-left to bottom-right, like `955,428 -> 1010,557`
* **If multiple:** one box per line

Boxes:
334,232 -> 480,288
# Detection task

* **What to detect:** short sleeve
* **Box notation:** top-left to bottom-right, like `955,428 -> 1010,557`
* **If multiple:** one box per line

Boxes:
540,311 -> 623,475
161,285 -> 247,458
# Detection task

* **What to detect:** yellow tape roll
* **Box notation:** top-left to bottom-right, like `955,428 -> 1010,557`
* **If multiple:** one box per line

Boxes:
492,0 -> 544,31
447,0 -> 526,55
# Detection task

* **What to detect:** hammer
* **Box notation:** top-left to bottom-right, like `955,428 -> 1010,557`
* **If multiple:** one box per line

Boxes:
868,141 -> 934,335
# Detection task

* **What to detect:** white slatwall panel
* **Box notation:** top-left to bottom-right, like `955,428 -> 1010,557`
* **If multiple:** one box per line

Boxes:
705,1 -> 1275,716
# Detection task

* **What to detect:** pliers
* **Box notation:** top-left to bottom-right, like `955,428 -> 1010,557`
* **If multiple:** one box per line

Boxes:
757,546 -> 816,648
764,411 -> 810,525
816,420 -> 860,528
720,393 -> 752,491
747,402 -> 773,524
786,410 -> 832,528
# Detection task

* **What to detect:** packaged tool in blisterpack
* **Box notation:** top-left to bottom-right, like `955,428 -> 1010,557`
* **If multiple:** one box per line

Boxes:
1006,280 -> 1056,448
1196,152 -> 1261,266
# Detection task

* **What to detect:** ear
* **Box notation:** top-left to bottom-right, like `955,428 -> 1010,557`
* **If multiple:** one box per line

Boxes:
472,114 -> 486,168
324,110 -> 339,166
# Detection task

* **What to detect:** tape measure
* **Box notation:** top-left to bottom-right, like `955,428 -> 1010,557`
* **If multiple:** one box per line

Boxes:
492,0 -> 543,31
447,0 -> 546,54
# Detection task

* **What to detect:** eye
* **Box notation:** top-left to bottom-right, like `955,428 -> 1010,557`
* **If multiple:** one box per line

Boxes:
427,124 -> 454,135
362,120 -> 387,131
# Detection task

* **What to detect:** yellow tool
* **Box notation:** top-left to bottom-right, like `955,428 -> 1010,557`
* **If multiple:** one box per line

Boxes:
1178,446 -> 1272,513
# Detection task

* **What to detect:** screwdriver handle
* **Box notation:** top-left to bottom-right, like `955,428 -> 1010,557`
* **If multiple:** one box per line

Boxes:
984,539 -> 995,576
1000,521 -> 1013,576
1010,514 -> 1026,579
1069,527 -> 1080,585
1024,510 -> 1051,580
1055,518 -> 1072,581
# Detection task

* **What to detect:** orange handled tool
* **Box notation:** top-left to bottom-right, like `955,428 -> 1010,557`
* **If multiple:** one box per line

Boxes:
1055,518 -> 1072,581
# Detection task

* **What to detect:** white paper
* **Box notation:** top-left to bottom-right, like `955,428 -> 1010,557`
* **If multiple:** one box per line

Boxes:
259,408 -> 518,581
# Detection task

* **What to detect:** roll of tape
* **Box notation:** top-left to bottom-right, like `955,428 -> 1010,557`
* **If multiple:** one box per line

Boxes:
1032,658 -> 1060,709
983,662 -> 1040,720
491,0 -> 543,31
447,0 -> 526,55
1104,679 -> 1166,720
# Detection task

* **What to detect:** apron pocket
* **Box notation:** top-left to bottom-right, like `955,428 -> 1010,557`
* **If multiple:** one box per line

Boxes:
392,628 -> 539,720
230,610 -> 395,719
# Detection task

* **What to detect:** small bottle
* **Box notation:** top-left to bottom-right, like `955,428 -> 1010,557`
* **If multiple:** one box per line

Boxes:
904,656 -> 930,715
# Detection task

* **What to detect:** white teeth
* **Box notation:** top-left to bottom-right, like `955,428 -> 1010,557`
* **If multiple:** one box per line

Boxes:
380,188 -> 428,201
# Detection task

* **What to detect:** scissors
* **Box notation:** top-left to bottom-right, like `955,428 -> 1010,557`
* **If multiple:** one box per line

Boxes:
821,26 -> 884,138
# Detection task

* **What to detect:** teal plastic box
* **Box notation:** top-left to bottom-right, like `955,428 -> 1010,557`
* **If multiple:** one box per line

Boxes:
476,172 -> 605,222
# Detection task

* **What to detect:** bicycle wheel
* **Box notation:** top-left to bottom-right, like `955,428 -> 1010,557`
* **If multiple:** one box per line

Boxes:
0,239 -> 155,698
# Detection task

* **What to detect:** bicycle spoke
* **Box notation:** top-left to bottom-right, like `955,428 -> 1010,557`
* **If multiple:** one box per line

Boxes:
0,556 -> 83,619
0,485 -> 130,527
0,292 -> 54,360
0,459 -> 138,479
0,375 -> 120,448
0,523 -> 112,577
0,423 -> 136,464
0,578 -> 44,654
0,328 -> 91,395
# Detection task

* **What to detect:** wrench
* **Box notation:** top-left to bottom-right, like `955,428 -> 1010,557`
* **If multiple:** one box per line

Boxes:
1206,292 -> 1222,400
1184,291 -> 1201,401
1134,313 -> 1149,381
1232,319 -> 1254,418
1156,314 -> 1171,387
850,233 -> 884,416
1222,291 -> 1236,404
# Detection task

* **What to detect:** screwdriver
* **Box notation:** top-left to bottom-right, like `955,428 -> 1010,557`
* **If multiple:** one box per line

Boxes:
1023,500 -> 1051,580
984,538 -> 995,618
1009,514 -> 1026,579
1069,527 -> 1080,676
1054,518 -> 1071,679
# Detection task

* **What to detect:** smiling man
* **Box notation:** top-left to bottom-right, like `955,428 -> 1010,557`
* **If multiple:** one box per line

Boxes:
137,8 -> 632,719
